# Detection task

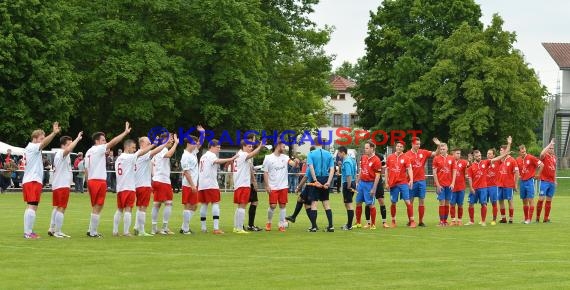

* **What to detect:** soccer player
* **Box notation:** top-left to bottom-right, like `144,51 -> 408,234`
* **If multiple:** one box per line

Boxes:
497,141 -> 519,224
113,139 -> 155,236
432,142 -> 456,226
450,149 -> 468,226
385,141 -> 415,228
133,137 -> 168,236
151,133 -> 179,235
22,122 -> 61,239
486,148 -> 501,224
404,137 -> 439,227
198,139 -> 238,234
516,144 -> 543,224
337,146 -> 356,230
354,141 -> 382,229
286,147 -> 316,224
179,136 -> 200,234
263,141 -> 296,232
48,132 -> 83,238
306,137 -> 335,232
85,122 -> 131,238
537,139 -> 556,223
233,140 -> 262,234
245,134 -> 263,232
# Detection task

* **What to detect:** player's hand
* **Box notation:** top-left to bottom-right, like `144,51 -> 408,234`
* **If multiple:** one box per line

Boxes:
76,131 -> 83,140
173,133 -> 179,144
470,187 -> 475,193
408,181 -> 413,188
191,185 -> 197,192
266,186 -> 272,193
514,186 -> 518,192
124,121 -> 131,134
369,190 -> 374,197
252,182 -> 258,191
450,184 -> 454,191
432,137 -> 441,145
197,125 -> 205,132
52,122 -> 61,134
384,182 -> 389,190
507,136 -> 512,144
323,182 -> 330,189
314,181 -> 322,188
436,185 -> 442,194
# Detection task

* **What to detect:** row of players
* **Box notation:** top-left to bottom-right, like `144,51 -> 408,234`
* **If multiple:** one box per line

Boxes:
19,122 -> 557,238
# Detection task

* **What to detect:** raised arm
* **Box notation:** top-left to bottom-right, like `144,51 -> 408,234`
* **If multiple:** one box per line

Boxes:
63,131 -> 83,156
214,152 -> 239,165
107,122 -> 131,150
247,142 -> 264,159
164,134 -> 179,158
40,122 -> 61,150
490,136 -> 513,162
540,139 -> 555,159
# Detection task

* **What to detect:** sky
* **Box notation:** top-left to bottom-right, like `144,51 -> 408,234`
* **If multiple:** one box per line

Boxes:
310,0 -> 570,94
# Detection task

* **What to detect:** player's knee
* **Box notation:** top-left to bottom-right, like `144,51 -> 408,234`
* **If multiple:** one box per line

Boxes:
27,201 -> 39,206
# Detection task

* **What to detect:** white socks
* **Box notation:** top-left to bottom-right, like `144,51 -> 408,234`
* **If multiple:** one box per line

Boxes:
23,208 -> 36,234
49,208 -> 57,230
89,213 -> 100,235
162,203 -> 172,229
138,211 -> 146,233
279,208 -> 286,225
236,208 -> 246,230
113,210 -> 121,234
123,212 -> 131,235
182,210 -> 195,232
267,207 -> 275,223
212,203 -> 220,230
200,204 -> 208,230
55,211 -> 64,233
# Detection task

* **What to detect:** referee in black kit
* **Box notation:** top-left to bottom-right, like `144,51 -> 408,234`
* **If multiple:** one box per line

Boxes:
306,137 -> 335,232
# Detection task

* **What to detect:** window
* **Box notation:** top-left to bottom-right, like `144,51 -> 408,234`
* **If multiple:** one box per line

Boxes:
338,94 -> 346,100
333,114 -> 343,127
350,114 -> 359,126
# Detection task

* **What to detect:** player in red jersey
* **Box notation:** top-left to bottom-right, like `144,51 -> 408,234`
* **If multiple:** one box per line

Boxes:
497,141 -> 519,224
432,143 -> 456,226
404,137 -> 439,227
384,141 -> 415,228
355,141 -> 382,229
85,122 -> 131,238
536,139 -> 556,223
450,149 -> 468,226
485,148 -> 501,225
22,122 -> 61,239
516,144 -> 543,224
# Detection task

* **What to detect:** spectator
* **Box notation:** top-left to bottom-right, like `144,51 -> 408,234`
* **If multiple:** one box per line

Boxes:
288,157 -> 300,193
76,158 -> 86,193
43,154 -> 52,187
106,150 -> 116,192
170,160 -> 181,193
117,149 -> 123,156
73,152 -> 83,191
16,156 -> 26,188
1,157 -> 17,192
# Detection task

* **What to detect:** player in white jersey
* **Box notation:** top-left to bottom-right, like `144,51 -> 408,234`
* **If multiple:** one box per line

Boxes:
112,139 -> 155,236
179,136 -> 201,234
263,141 -> 296,232
22,122 -> 61,239
133,137 -> 168,236
198,139 -> 238,234
48,132 -> 83,238
85,122 -> 131,238
151,133 -> 179,235
232,140 -> 263,234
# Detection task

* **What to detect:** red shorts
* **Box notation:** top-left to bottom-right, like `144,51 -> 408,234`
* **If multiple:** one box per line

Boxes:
23,181 -> 42,203
199,189 -> 221,203
117,190 -> 136,209
233,187 -> 251,204
182,186 -> 199,205
87,179 -> 107,206
269,188 -> 288,205
152,181 -> 173,202
52,187 -> 70,208
135,187 -> 152,207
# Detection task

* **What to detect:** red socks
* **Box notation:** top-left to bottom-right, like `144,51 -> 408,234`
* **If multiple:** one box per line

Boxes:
545,201 -> 552,220
529,206 -> 534,221
458,207 -> 463,219
509,208 -> 514,220
419,205 -> 425,223
468,207 -> 474,223
492,204 -> 498,220
370,206 -> 377,225
390,204 -> 397,221
500,208 -> 506,217
406,203 -> 413,221
523,205 -> 529,221
439,205 -> 445,222
536,200 -> 544,220
450,206 -> 456,219
481,205 -> 487,222
356,205 -> 362,224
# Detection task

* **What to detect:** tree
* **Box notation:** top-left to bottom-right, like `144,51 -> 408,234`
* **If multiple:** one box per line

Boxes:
355,0 -> 482,147
356,0 -> 545,150
334,60 -> 365,82
0,0 -> 81,146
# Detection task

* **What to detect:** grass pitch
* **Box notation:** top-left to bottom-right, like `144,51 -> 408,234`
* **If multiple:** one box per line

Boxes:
1,185 -> 569,289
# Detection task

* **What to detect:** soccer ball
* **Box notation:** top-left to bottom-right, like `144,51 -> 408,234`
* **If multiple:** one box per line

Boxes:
282,221 -> 289,228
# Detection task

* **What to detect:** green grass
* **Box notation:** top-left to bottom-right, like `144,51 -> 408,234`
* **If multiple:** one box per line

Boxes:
1,188 -> 570,289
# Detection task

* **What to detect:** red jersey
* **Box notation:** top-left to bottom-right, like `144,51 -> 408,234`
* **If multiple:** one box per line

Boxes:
385,153 -> 411,187
498,156 -> 518,188
516,154 -> 541,181
467,160 -> 489,190
359,154 -> 381,182
454,159 -> 468,191
540,153 -> 556,183
432,155 -> 455,187
404,149 -> 432,182
486,160 -> 501,187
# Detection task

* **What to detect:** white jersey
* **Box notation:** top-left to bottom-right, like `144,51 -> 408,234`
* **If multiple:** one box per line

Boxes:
152,148 -> 171,184
86,144 -> 107,180
22,142 -> 43,184
198,151 -> 219,190
262,153 -> 289,190
135,151 -> 152,188
52,151 -> 72,189
116,153 -> 137,192
181,149 -> 198,187
233,150 -> 251,189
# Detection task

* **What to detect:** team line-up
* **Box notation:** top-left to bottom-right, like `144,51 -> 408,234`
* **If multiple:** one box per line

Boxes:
19,122 -> 557,238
